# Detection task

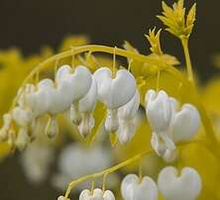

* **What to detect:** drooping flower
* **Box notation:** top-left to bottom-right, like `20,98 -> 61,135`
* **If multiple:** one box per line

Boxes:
55,65 -> 92,117
121,174 -> 158,200
158,166 -> 202,200
145,89 -> 200,162
145,90 -> 175,151
117,90 -> 140,144
94,67 -> 136,133
79,188 -> 115,200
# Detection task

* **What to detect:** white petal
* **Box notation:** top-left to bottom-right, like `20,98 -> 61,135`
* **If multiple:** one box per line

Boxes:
57,196 -> 70,200
79,189 -> 91,200
103,190 -> 115,200
12,107 -> 33,127
15,128 -> 30,151
69,102 -> 82,125
162,148 -> 177,163
117,119 -> 136,144
17,84 -> 36,108
79,76 -> 97,113
145,90 -> 172,133
158,166 -> 202,200
45,116 -> 59,139
105,109 -> 119,132
121,174 -> 158,200
151,132 -> 167,156
27,79 -> 54,117
78,113 -> 95,138
93,188 -> 105,198
118,90 -> 140,120
171,104 -> 200,142
94,67 -> 136,109
56,65 -> 92,102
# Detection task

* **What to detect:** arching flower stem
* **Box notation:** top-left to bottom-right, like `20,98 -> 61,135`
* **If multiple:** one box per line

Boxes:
63,139 -> 212,199
64,149 -> 153,199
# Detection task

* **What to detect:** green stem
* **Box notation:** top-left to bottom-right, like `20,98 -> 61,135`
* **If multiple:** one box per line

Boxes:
181,37 -> 194,83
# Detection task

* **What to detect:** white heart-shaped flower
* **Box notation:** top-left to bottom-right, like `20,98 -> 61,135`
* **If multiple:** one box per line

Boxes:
27,79 -> 54,117
49,65 -> 92,114
121,174 -> 158,200
94,67 -> 136,109
12,107 -> 33,128
158,166 -> 202,200
171,104 -> 200,142
145,90 -> 175,151
79,188 -> 115,200
17,84 -> 36,108
145,90 -> 172,133
56,65 -> 92,103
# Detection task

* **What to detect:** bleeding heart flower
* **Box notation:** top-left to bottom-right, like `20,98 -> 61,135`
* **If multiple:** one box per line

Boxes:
55,65 -> 92,114
94,67 -> 136,109
146,90 -> 201,162
145,90 -> 175,151
158,166 -> 202,200
94,67 -> 136,133
170,104 -> 200,142
117,90 -> 140,144
12,107 -> 33,128
121,174 -> 158,200
27,79 -> 55,117
79,188 -> 115,200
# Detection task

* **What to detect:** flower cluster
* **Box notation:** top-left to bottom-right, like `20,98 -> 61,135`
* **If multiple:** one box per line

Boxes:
0,65 -> 141,150
58,166 -> 201,200
1,0 -> 219,199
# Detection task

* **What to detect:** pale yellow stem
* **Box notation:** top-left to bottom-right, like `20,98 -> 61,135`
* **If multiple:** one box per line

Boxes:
181,37 -> 194,83
64,149 -> 153,198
